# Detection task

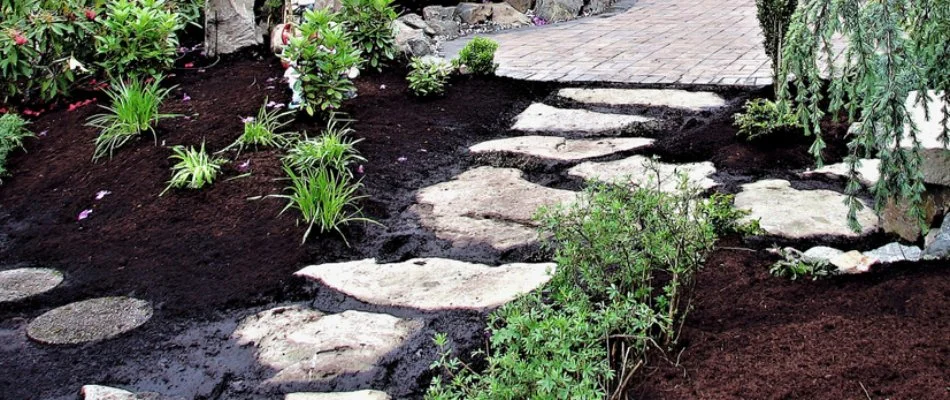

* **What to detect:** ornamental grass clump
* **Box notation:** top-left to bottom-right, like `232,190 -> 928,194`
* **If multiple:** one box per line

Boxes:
283,118 -> 364,175
0,113 -> 34,182
273,165 -> 373,245
221,102 -> 295,155
87,76 -> 176,161
161,142 -> 225,195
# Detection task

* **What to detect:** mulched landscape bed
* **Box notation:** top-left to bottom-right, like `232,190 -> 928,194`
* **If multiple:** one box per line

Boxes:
0,49 -> 947,399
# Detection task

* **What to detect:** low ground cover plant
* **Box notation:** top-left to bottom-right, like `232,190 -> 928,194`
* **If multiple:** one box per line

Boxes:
734,98 -> 801,140
453,37 -> 498,75
407,57 -> 453,97
282,9 -> 362,115
95,0 -> 183,79
87,76 -> 176,161
161,142 -> 226,195
768,248 -> 837,281
283,118 -> 364,175
340,0 -> 397,71
427,176 -> 758,398
0,113 -> 34,182
221,103 -> 295,155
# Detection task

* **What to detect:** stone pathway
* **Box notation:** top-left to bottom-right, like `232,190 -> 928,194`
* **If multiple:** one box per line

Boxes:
442,0 -> 770,85
0,267 -> 63,303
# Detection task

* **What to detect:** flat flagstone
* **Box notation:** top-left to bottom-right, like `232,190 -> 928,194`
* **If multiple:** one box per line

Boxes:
285,391 -> 391,400
295,258 -> 555,310
511,103 -> 659,136
567,155 -> 717,193
802,159 -> 881,187
734,180 -> 879,238
412,167 -> 575,252
27,297 -> 152,345
82,385 -> 173,400
233,306 -> 421,386
557,88 -> 729,112
0,267 -> 64,303
469,136 -> 654,162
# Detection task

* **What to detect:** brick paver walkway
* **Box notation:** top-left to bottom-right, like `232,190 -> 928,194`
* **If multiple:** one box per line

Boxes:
443,0 -> 771,86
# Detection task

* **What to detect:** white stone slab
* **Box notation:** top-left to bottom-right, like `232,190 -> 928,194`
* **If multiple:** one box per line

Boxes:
558,88 -> 728,112
469,136 -> 653,161
511,103 -> 658,136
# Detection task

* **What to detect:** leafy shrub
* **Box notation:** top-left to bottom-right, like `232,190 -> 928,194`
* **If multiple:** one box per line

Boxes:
0,0 -> 100,102
703,193 -> 763,236
87,76 -> 176,161
95,0 -> 182,79
0,113 -> 34,181
769,248 -> 837,281
221,103 -> 295,155
340,0 -> 398,71
161,142 -> 226,195
283,118 -> 365,175
169,0 -> 204,28
428,176 -> 752,398
272,165 -> 373,245
453,37 -> 498,75
407,57 -> 452,97
755,0 -> 797,78
734,98 -> 801,140
282,9 -> 362,115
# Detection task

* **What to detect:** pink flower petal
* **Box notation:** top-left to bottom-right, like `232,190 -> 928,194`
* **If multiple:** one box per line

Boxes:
77,209 -> 93,221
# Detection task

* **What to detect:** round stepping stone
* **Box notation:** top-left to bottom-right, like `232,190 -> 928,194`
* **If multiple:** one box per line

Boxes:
469,136 -> 654,162
0,267 -> 64,303
411,166 -> 576,253
234,307 -> 421,387
558,88 -> 728,112
802,158 -> 880,187
734,179 -> 879,238
27,297 -> 152,345
511,103 -> 659,137
286,391 -> 391,400
568,155 -> 717,193
296,258 -> 555,310
81,385 -> 170,400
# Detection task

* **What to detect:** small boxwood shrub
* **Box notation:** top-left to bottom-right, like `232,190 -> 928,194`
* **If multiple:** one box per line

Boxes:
95,0 -> 183,79
340,0 -> 398,71
453,37 -> 498,75
734,98 -> 801,140
407,57 -> 452,97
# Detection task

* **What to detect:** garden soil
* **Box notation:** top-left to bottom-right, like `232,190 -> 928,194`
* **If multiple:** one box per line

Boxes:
0,53 -> 946,399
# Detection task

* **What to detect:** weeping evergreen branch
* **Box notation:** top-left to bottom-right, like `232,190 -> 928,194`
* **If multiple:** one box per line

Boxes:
777,0 -> 950,231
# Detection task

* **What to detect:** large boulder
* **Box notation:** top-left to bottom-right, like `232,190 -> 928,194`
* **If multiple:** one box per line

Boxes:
205,0 -> 261,56
534,0 -> 583,22
903,91 -> 950,186
490,3 -> 532,26
582,0 -> 614,15
506,0 -> 534,13
392,19 -> 436,57
422,6 -> 461,38
457,3 -> 493,24
881,185 -> 950,242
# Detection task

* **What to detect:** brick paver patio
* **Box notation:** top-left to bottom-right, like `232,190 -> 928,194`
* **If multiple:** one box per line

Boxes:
443,0 -> 771,86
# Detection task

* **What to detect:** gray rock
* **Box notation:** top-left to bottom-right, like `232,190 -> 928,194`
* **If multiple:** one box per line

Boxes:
234,307 -> 421,387
427,20 -> 460,39
802,246 -> 844,264
296,258 -> 555,310
734,180 -> 879,239
506,0 -> 534,13
205,0 -> 262,56
412,167 -> 576,253
881,185 -> 950,242
582,0 -> 613,14
865,242 -> 922,263
397,13 -> 435,35
421,5 -> 460,38
392,20 -> 435,57
557,88 -> 729,112
81,385 -> 174,400
923,214 -> 950,259
0,267 -> 63,303
285,391 -> 391,400
511,103 -> 660,137
534,0 -> 583,22
490,3 -> 532,26
27,297 -> 153,345
469,136 -> 654,162
568,155 -> 717,193
457,3 -> 492,24
902,91 -> 950,186
802,159 -> 881,187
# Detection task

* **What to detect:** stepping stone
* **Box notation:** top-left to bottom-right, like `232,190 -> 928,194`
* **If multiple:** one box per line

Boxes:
865,242 -> 922,264
511,103 -> 659,137
412,167 -> 575,253
27,297 -> 152,345
567,155 -> 717,193
0,267 -> 63,303
286,391 -> 391,400
82,385 -> 174,400
558,88 -> 729,112
734,180 -> 879,238
469,136 -> 654,162
233,306 -> 421,387
296,258 -> 555,310
802,159 -> 881,187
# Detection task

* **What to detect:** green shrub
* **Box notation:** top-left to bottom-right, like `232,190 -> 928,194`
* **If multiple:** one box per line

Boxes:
407,57 -> 452,97
95,0 -> 182,79
769,248 -> 837,281
169,0 -> 204,28
755,0 -> 797,79
0,0 -> 101,102
272,165 -> 373,245
340,0 -> 398,71
282,9 -> 362,115
0,113 -> 34,182
733,98 -> 801,140
161,142 -> 226,195
87,76 -> 177,161
427,176 -> 752,398
703,193 -> 763,236
283,118 -> 365,175
453,37 -> 498,75
221,103 -> 295,155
